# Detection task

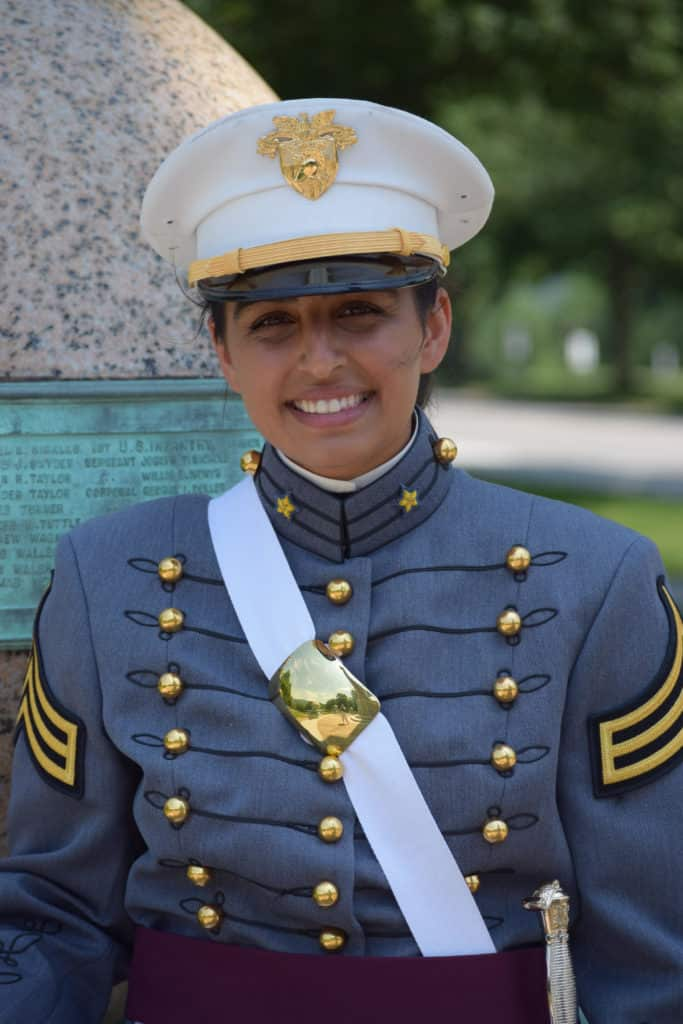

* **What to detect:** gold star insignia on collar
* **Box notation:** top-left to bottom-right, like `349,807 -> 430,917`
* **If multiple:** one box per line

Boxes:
398,488 -> 419,513
276,494 -> 296,520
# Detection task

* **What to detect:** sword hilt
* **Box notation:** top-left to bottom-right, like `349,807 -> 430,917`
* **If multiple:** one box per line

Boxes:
523,879 -> 578,1024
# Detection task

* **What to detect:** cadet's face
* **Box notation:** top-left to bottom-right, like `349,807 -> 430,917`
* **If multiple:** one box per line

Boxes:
211,286 -> 451,479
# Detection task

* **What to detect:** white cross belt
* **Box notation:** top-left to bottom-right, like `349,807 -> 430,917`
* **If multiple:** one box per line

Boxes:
208,476 -> 494,957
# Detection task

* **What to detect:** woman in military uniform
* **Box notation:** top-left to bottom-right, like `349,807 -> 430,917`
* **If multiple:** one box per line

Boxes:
1,99 -> 681,1024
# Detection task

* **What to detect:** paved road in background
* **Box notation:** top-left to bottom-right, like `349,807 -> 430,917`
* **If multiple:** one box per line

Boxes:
430,391 -> 683,495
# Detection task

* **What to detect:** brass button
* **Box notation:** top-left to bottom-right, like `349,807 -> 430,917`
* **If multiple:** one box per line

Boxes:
496,608 -> 521,637
491,743 -> 517,772
318,816 -> 344,843
163,795 -> 190,825
158,556 -> 183,583
158,672 -> 184,700
197,905 -> 222,930
318,755 -> 344,783
482,818 -> 509,845
319,928 -> 346,952
158,607 -> 184,633
432,437 -> 458,465
186,864 -> 212,887
312,880 -> 339,908
465,874 -> 480,894
326,579 -> 353,605
493,675 -> 518,705
506,545 -> 531,573
240,449 -> 261,474
164,728 -> 190,755
327,630 -> 354,657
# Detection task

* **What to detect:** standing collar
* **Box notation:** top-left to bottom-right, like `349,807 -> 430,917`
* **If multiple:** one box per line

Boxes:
275,414 -> 418,494
255,408 -> 454,562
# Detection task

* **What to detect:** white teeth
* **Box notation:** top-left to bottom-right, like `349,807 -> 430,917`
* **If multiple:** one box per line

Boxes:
293,393 -> 366,414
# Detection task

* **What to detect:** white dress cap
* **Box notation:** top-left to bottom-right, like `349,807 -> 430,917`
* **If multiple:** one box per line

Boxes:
140,97 -> 494,282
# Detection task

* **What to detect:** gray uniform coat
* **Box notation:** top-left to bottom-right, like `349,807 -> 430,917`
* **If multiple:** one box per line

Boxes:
1,411 -> 681,1022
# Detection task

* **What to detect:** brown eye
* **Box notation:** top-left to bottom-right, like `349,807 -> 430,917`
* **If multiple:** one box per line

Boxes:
249,311 -> 294,331
338,303 -> 382,317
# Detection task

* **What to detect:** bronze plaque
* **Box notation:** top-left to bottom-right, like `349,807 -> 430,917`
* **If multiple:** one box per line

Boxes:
0,380 -> 260,648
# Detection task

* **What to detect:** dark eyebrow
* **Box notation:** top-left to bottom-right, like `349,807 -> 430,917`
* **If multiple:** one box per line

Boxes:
232,300 -> 259,322
230,290 -> 400,323
231,298 -> 299,322
351,290 -> 400,308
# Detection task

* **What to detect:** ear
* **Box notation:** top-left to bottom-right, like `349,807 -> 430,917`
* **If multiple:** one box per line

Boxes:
209,313 -> 242,393
419,287 -> 452,373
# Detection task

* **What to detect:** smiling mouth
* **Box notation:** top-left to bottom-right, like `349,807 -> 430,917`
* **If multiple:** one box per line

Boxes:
290,392 -> 372,415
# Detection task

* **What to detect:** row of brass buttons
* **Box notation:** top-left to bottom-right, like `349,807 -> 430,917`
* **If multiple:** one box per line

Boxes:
186,866 -> 339,908
157,672 -> 520,707
308,566 -> 348,948
156,607 -> 361,657
162,731 -> 516,773
191,908 -> 345,944
156,542 -> 530,595
240,440 -> 457,477
156,604 -> 526,641
162,797 -> 345,844
196,909 -> 348,946
175,796 -> 508,849
193,911 -> 344,949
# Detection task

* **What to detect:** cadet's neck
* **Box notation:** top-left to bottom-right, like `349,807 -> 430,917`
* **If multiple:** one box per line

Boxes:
276,415 -> 418,494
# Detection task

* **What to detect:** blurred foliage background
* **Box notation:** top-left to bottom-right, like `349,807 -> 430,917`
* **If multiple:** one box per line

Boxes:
187,0 -> 683,410
181,0 -> 682,575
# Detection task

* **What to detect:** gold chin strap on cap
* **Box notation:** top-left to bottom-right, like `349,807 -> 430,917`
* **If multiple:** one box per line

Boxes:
187,227 -> 450,285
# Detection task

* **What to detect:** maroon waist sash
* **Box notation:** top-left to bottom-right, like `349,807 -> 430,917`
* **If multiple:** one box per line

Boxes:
127,926 -> 550,1024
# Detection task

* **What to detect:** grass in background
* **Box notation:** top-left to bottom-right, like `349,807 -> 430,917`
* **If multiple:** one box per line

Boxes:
484,479 -> 683,577
473,367 -> 683,414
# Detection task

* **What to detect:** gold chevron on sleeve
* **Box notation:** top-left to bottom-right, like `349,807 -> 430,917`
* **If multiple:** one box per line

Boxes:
15,587 -> 85,797
594,580 -> 683,795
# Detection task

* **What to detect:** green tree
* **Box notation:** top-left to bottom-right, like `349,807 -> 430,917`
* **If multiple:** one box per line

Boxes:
187,0 -> 683,393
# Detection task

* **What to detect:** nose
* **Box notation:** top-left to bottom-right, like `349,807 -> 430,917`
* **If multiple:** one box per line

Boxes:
298,318 -> 345,378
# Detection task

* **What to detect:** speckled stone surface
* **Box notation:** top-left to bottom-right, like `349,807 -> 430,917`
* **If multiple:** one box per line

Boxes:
1,0 -> 275,872
1,0 -> 276,381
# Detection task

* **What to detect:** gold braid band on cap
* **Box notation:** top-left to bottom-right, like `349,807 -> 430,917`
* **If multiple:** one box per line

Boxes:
188,228 -> 450,285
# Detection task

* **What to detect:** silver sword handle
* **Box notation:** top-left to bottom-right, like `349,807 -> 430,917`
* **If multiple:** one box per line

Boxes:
523,879 -> 578,1024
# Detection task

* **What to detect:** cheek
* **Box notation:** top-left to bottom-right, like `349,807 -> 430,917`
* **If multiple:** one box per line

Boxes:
381,333 -> 424,373
213,341 -> 238,389
220,342 -> 265,395
231,353 -> 285,415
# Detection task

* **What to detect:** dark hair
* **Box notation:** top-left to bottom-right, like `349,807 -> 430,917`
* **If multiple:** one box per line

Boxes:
412,277 -> 439,408
205,276 -> 441,409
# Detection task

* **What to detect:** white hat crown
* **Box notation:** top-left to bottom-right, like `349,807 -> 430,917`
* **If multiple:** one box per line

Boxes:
141,98 -> 494,277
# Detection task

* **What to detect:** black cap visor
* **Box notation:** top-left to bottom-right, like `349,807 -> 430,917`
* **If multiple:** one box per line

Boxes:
196,254 -> 443,303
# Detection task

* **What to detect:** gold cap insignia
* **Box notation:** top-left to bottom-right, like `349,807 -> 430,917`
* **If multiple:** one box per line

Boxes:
257,110 -> 358,200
